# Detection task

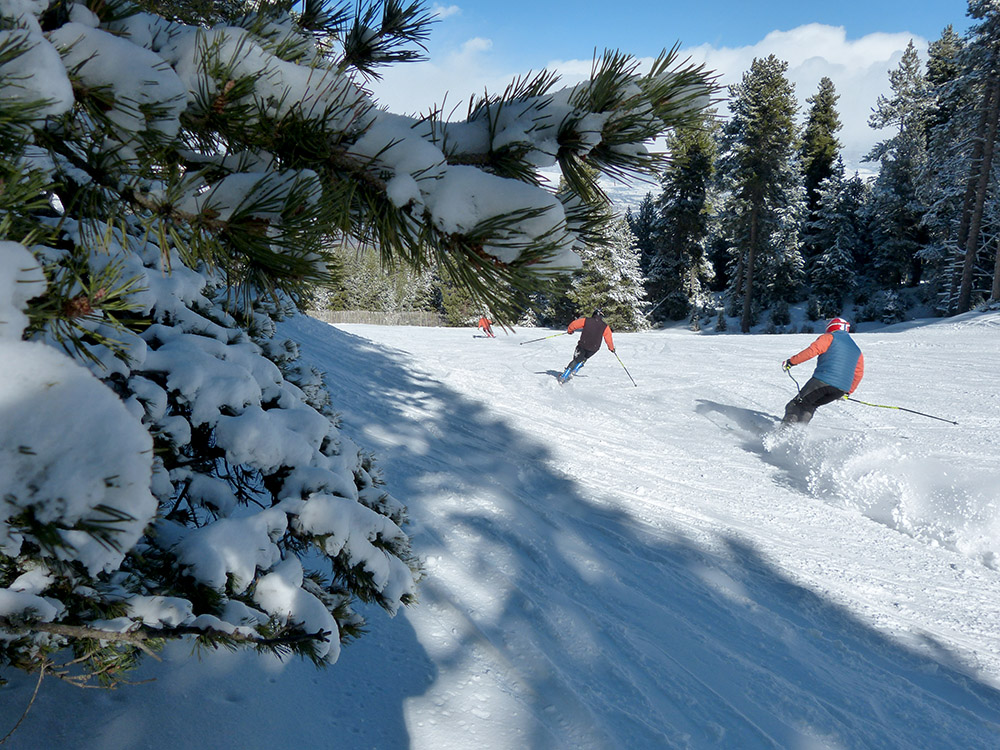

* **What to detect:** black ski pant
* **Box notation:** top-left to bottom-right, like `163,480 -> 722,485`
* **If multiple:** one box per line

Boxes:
565,344 -> 598,372
782,377 -> 847,425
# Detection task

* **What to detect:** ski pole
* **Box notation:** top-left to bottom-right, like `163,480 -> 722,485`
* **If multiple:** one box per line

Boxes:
519,332 -> 568,345
785,366 -> 801,391
614,351 -> 637,387
845,397 -> 959,425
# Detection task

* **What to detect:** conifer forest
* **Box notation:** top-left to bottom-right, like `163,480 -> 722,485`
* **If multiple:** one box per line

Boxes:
626,14 -> 1000,334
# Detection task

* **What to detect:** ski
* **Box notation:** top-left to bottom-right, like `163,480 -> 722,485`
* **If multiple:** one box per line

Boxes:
558,361 -> 584,384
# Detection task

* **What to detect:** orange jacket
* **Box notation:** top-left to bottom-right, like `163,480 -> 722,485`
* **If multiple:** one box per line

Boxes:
568,317 -> 615,352
789,332 -> 864,393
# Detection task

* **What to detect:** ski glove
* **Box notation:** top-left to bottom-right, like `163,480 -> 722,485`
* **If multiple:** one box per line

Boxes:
782,360 -> 793,371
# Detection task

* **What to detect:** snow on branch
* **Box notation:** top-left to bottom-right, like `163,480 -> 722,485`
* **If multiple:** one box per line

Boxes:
0,0 -> 711,686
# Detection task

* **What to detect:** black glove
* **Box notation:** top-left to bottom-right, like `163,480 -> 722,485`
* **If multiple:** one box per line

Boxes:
782,359 -> 793,371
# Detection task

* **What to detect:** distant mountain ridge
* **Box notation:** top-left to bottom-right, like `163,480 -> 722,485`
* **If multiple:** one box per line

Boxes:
600,176 -> 657,214
538,166 -> 656,215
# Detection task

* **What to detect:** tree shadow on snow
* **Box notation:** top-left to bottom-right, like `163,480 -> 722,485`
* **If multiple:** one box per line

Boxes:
0,604 -> 432,750
37,316 -> 990,750
276,321 -> 1000,750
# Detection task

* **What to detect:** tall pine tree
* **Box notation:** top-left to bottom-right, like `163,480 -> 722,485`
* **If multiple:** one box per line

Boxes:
808,164 -> 870,316
569,215 -> 648,331
866,41 -> 932,287
626,193 -> 658,280
801,77 -> 844,214
799,77 -> 843,267
647,111 -> 719,322
920,24 -> 971,308
717,55 -> 805,332
945,3 -> 1000,311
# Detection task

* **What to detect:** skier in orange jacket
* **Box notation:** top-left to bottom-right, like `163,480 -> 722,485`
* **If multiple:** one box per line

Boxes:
559,310 -> 614,383
477,316 -> 495,338
781,317 -> 864,425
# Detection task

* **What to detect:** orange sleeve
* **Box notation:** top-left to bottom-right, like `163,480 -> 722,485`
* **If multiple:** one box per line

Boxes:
849,352 -> 864,394
603,327 -> 615,351
788,333 -> 832,366
567,318 -> 585,333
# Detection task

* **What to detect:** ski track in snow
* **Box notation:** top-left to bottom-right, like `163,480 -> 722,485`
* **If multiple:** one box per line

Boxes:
2,313 -> 1000,749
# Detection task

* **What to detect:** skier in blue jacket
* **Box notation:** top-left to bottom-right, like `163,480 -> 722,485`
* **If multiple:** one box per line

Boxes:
781,317 -> 864,425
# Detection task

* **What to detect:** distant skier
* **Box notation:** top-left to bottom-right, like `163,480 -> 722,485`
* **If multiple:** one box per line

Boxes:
780,317 -> 864,425
559,310 -> 615,383
477,316 -> 495,338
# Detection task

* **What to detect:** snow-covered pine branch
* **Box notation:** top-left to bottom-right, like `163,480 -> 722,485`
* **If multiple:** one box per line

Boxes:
0,0 -> 714,686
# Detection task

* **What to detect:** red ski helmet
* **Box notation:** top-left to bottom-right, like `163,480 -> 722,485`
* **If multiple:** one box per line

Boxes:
826,317 -> 850,333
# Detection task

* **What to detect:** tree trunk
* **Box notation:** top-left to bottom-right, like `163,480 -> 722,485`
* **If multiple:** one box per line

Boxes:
740,206 -> 759,333
728,246 -> 745,315
947,84 -> 994,310
955,92 -> 992,254
992,233 -> 1000,301
958,75 -> 1000,313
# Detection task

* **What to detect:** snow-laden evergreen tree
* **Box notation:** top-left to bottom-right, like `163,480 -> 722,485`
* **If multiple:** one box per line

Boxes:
437,270 -> 482,326
625,192 -> 657,279
801,77 -> 843,209
919,24 -> 971,308
926,24 -> 967,135
323,245 -> 436,313
866,41 -> 932,288
932,3 -> 1000,311
522,273 -> 575,328
569,215 -> 648,331
716,55 -> 805,332
808,163 -> 870,316
799,76 -> 843,265
647,111 -> 718,322
0,0 -> 715,686
868,139 -> 929,287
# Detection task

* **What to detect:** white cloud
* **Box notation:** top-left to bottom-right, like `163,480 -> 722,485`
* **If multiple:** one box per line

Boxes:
370,23 -> 929,175
461,36 -> 492,54
431,4 -> 461,20
368,35 -> 511,117
681,24 -> 928,174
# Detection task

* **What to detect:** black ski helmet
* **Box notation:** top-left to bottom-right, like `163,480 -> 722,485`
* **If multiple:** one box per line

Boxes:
593,309 -> 603,318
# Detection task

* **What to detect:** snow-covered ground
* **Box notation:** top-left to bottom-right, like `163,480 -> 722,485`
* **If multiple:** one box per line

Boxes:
3,312 -> 1000,749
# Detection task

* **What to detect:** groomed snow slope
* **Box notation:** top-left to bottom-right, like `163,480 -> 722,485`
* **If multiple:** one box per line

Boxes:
2,312 -> 999,749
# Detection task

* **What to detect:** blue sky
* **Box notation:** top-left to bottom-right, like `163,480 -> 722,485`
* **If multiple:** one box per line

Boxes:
372,1 -> 974,176
425,0 -> 970,70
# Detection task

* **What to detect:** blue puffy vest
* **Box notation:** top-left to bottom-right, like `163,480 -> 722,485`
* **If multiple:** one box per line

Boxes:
813,331 -> 861,392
